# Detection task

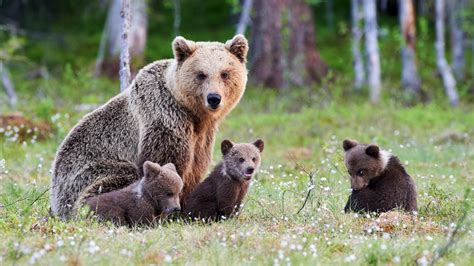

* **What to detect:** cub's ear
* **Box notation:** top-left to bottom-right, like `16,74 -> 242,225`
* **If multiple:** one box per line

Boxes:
172,36 -> 197,63
163,163 -> 177,173
343,139 -> 358,152
225,34 -> 249,63
365,145 -> 380,158
221,139 -> 234,156
253,139 -> 264,153
143,161 -> 161,178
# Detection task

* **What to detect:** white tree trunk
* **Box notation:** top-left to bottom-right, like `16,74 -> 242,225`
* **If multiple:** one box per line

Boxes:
173,0 -> 181,36
399,0 -> 421,95
236,0 -> 253,35
351,0 -> 365,90
363,0 -> 381,103
0,61 -> 17,106
435,0 -> 459,106
449,0 -> 465,80
120,0 -> 131,92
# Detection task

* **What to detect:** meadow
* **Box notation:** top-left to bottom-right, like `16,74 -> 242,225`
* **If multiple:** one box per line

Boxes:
1,85 -> 473,265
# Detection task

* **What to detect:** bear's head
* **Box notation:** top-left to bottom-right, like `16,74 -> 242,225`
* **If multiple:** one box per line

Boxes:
167,35 -> 249,121
342,139 -> 390,190
142,161 -> 183,214
221,139 -> 264,182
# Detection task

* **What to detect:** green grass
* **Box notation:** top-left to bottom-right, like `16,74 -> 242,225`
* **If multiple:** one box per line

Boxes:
1,86 -> 473,265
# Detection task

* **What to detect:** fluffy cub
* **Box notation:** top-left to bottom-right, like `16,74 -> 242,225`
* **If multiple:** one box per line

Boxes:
85,162 -> 183,226
343,139 -> 417,213
185,139 -> 264,221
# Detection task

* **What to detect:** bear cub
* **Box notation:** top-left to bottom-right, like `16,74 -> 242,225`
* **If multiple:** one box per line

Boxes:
185,139 -> 264,221
342,139 -> 417,213
85,161 -> 183,226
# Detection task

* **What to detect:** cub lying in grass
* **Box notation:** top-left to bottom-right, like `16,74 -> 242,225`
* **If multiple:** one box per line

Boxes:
342,139 -> 417,213
185,139 -> 264,221
85,161 -> 183,226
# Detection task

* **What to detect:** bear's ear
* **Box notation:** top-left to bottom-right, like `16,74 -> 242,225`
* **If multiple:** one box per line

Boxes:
365,145 -> 380,158
172,36 -> 197,63
163,163 -> 177,173
253,139 -> 264,153
225,34 -> 249,63
221,139 -> 234,156
343,139 -> 358,152
143,161 -> 162,178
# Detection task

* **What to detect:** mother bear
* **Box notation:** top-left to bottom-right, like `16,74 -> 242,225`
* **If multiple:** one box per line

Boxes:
50,35 -> 249,219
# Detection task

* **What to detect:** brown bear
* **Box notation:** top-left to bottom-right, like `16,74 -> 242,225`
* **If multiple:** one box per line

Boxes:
185,139 -> 264,221
84,161 -> 183,227
50,35 -> 249,219
342,139 -> 417,213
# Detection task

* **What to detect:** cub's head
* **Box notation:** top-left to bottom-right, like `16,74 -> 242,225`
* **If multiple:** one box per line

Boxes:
342,139 -> 390,191
168,35 -> 249,120
221,139 -> 264,182
142,161 -> 183,214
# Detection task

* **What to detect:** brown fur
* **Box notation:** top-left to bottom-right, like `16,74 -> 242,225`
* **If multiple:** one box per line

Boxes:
343,139 -> 418,213
84,162 -> 183,227
185,139 -> 264,221
50,35 -> 248,219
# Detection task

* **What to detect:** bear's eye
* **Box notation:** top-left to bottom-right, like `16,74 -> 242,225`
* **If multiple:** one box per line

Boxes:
166,192 -> 174,197
221,72 -> 229,80
239,157 -> 245,163
196,73 -> 207,81
356,170 -> 365,176
252,157 -> 256,162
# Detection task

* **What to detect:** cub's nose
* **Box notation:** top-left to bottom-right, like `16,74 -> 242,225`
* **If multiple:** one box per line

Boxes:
245,167 -> 254,175
207,94 -> 221,109
173,207 -> 181,212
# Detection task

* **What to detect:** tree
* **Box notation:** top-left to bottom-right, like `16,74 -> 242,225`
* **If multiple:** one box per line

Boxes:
0,62 -> 17,106
250,0 -> 327,89
236,0 -> 253,35
363,0 -> 381,103
173,0 -> 181,36
435,0 -> 459,106
449,0 -> 465,80
399,0 -> 421,96
351,0 -> 365,90
119,0 -> 131,91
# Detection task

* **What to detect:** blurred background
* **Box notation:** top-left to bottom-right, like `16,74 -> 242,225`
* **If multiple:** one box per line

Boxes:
0,0 -> 473,112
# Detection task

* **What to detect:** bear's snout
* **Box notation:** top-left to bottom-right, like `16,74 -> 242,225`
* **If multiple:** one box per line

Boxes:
207,94 -> 222,110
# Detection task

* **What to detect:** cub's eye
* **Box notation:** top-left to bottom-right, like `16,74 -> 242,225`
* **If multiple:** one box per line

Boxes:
221,72 -> 229,80
356,170 -> 365,176
197,73 -> 207,81
252,157 -> 256,162
166,192 -> 174,197
238,157 -> 245,163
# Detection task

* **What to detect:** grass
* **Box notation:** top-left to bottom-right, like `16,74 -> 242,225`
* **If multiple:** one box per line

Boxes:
1,85 -> 473,265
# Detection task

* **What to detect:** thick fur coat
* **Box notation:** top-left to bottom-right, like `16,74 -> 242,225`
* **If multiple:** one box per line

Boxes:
84,162 -> 183,227
185,139 -> 264,221
50,35 -> 249,219
342,139 -> 418,213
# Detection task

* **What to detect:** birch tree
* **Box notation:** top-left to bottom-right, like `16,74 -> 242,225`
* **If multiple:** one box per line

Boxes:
363,0 -> 381,103
236,0 -> 253,35
119,0 -> 131,91
435,0 -> 459,106
449,0 -> 465,80
399,0 -> 421,95
0,62 -> 17,106
173,0 -> 181,36
351,0 -> 365,90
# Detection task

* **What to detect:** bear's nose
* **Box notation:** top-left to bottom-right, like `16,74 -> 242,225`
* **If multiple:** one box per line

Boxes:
207,94 -> 221,109
245,167 -> 254,175
172,207 -> 181,212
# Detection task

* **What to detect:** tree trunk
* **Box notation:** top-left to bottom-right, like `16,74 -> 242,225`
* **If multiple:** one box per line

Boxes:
0,61 -> 17,106
351,0 -> 365,90
435,0 -> 459,106
326,0 -> 334,29
449,0 -> 465,80
95,0 -> 147,78
399,0 -> 421,95
236,0 -> 253,35
173,0 -> 181,36
119,0 -> 131,92
250,0 -> 327,89
363,0 -> 381,103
